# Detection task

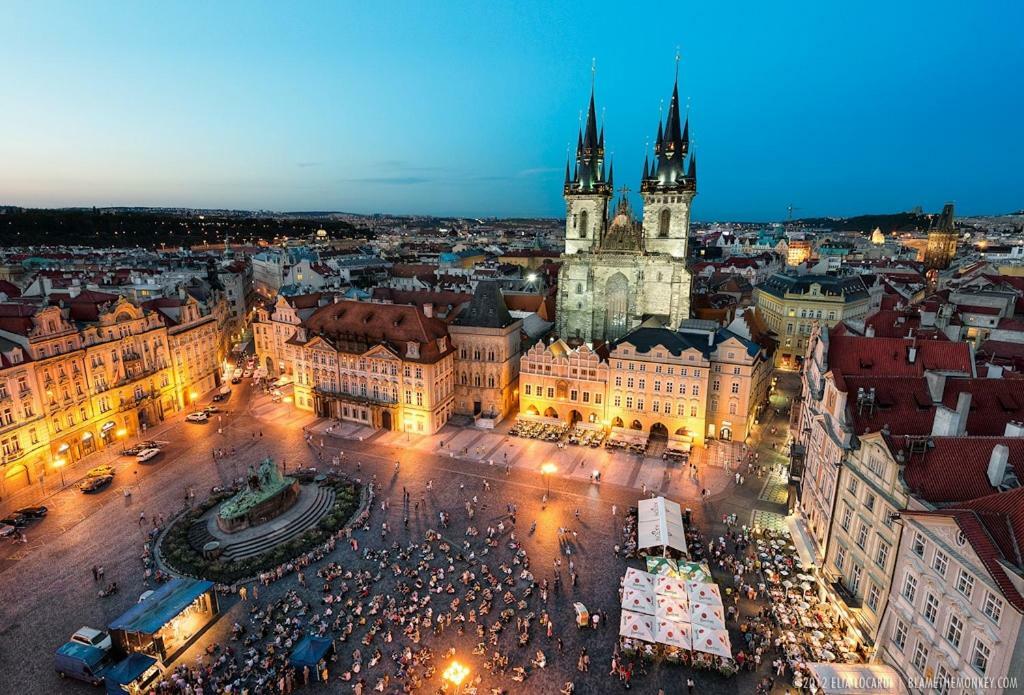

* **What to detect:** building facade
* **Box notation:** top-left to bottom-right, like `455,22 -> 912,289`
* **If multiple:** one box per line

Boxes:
556,73 -> 695,343
449,282 -> 522,423
519,322 -> 770,447
923,203 -> 958,271
754,273 -> 881,368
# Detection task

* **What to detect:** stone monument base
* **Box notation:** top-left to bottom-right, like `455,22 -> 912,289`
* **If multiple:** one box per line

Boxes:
216,480 -> 300,533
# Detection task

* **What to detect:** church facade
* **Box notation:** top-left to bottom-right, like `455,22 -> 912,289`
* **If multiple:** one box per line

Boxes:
557,72 -> 696,343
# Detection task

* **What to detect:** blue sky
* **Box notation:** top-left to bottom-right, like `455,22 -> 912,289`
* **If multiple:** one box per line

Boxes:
1,1 -> 1021,220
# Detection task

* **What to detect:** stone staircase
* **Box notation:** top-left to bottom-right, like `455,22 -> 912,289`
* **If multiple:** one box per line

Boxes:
188,519 -> 217,552
218,485 -> 336,562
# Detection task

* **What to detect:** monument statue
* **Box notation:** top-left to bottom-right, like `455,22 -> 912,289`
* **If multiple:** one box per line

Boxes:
217,457 -> 300,533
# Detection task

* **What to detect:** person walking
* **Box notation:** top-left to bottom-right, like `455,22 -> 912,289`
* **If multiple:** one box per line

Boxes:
239,585 -> 248,601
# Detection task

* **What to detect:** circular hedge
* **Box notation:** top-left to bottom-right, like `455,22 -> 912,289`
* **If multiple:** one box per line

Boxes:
159,474 -> 361,584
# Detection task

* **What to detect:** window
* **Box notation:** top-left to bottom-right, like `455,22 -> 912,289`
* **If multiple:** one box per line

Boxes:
945,614 -> 963,648
875,540 -> 890,570
932,549 -> 949,577
912,641 -> 929,672
850,563 -> 863,593
856,523 -> 868,549
834,546 -> 847,572
847,478 -> 859,495
627,378 -> 635,389
934,664 -> 951,695
924,593 -> 939,624
547,387 -> 554,398
864,492 -> 875,511
570,390 -> 578,401
614,395 -> 621,407
638,379 -> 646,389
595,394 -> 602,405
866,583 -> 880,612
582,392 -> 590,403
840,505 -> 853,531
658,208 -> 670,238
690,404 -> 697,417
524,384 -> 531,395
615,376 -> 622,387
982,591 -> 1004,625
956,568 -> 975,598
901,572 -> 917,603
892,619 -> 908,651
911,532 -> 925,557
691,385 -> 699,396
971,638 -> 990,675
730,381 -> 740,394
712,380 -> 720,392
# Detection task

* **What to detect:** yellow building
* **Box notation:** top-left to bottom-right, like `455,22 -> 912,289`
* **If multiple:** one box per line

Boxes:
0,338 -> 49,497
146,295 -> 221,410
519,321 -> 771,446
754,273 -> 880,368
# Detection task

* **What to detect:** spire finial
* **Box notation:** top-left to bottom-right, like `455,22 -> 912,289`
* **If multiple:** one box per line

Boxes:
591,57 -> 596,90
675,46 -> 681,81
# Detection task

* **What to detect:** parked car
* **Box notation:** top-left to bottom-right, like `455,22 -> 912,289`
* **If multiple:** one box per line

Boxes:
86,464 -> 115,478
0,523 -> 16,538
54,642 -> 109,686
203,405 -> 222,414
122,445 -> 144,456
71,626 -> 112,652
79,475 -> 114,493
15,506 -> 48,518
185,411 -> 209,423
212,391 -> 230,402
136,448 -> 161,463
1,512 -> 30,527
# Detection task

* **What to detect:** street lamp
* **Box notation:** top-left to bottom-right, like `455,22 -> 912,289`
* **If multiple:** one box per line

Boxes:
541,462 -> 557,496
442,661 -> 469,694
117,428 -> 128,453
189,391 -> 198,411
54,457 -> 66,487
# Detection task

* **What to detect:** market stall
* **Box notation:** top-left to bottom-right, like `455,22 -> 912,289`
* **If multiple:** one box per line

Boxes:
103,653 -> 159,695
289,635 -> 335,681
109,578 -> 219,664
637,496 -> 688,557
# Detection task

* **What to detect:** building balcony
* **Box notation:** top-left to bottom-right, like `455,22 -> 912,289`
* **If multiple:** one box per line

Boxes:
314,386 -> 398,407
831,579 -> 863,609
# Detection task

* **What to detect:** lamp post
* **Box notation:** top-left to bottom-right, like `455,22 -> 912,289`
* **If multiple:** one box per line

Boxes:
541,462 -> 556,497
117,428 -> 128,453
189,391 -> 198,412
54,457 -> 66,487
442,660 -> 469,694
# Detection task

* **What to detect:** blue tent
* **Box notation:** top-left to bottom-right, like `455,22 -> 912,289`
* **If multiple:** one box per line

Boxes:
289,635 -> 333,680
109,578 -> 214,635
104,653 -> 158,694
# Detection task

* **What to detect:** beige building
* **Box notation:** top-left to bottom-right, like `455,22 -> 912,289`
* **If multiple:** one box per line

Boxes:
754,273 -> 881,368
266,299 -> 457,435
0,338 -> 48,498
146,295 -> 221,409
519,321 -> 770,448
449,282 -> 522,423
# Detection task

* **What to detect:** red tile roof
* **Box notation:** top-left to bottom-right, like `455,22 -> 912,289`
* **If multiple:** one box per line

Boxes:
889,436 -> 1024,504
303,299 -> 453,363
827,334 -> 972,378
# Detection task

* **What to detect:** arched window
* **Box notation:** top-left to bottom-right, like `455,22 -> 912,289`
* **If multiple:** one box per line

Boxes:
658,209 -> 671,238
579,210 -> 589,238
488,375 -> 495,388
576,283 -> 583,294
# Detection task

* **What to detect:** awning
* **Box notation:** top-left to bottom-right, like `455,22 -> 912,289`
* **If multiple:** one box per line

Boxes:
786,514 -> 821,569
690,602 -> 726,629
654,575 -> 687,599
103,653 -> 158,690
637,496 -> 688,555
685,580 -> 722,604
622,567 -> 655,591
804,663 -> 909,695
655,595 -> 690,623
109,578 -> 214,634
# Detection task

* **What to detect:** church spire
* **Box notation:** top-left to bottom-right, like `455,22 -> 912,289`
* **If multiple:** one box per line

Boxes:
608,157 -> 614,188
641,57 -> 696,195
566,62 -> 610,195
642,154 -> 649,180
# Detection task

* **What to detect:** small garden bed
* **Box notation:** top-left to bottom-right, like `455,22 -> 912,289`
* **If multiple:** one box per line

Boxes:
159,473 -> 361,584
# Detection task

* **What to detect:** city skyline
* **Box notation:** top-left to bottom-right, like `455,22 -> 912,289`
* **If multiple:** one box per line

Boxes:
2,2 -> 1022,220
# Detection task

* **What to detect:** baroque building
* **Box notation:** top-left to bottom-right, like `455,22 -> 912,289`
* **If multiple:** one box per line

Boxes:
557,72 -> 696,343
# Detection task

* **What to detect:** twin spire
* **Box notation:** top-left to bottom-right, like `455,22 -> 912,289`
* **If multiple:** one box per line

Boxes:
565,58 -> 696,197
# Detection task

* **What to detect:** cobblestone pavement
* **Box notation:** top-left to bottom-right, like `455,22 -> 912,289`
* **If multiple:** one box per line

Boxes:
0,371 -> 803,694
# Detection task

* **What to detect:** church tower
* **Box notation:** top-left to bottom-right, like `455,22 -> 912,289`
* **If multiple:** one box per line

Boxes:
923,203 -> 958,271
563,84 -> 612,255
640,70 -> 696,258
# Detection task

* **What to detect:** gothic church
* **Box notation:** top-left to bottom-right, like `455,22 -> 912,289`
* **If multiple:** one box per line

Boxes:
557,71 -> 696,343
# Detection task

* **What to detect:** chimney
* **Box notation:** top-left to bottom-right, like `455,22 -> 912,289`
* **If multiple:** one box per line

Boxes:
422,303 -> 433,318
865,325 -> 875,337
954,392 -> 971,436
68,285 -> 81,299
1004,421 -> 1024,437
988,364 -> 1004,379
987,444 -> 1009,488
907,346 -> 917,364
925,371 -> 946,403
931,405 -> 959,437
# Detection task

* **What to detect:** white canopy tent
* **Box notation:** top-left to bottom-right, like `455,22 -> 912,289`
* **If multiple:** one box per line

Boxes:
656,619 -> 692,649
619,609 -> 657,643
692,625 -> 732,658
655,595 -> 689,623
622,567 -> 655,592
685,579 -> 722,604
637,497 -> 688,556
654,575 -> 687,599
622,587 -> 656,615
690,601 -> 726,629
803,664 -> 909,695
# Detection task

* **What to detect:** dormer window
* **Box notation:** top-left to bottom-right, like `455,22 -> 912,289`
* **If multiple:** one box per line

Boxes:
438,337 -> 447,352
407,342 -> 420,359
